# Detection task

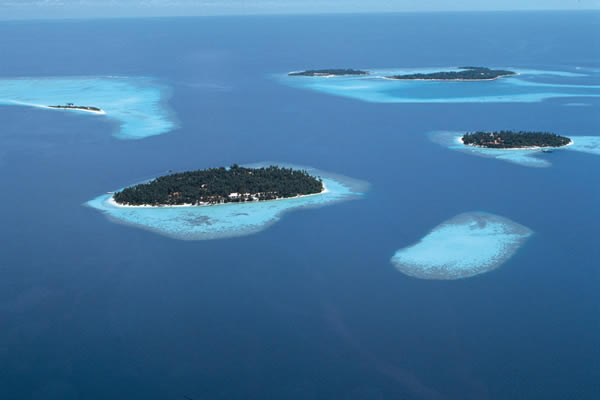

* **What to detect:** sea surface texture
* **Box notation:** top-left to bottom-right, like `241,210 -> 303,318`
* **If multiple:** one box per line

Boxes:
0,12 -> 598,400
391,212 -> 533,279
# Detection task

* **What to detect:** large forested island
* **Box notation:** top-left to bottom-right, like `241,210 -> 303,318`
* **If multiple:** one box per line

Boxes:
289,69 -> 369,77
112,165 -> 324,206
386,66 -> 517,81
461,131 -> 572,149
48,103 -> 103,112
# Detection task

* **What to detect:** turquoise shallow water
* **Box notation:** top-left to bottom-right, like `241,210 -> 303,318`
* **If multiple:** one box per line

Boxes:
86,165 -> 368,240
391,212 -> 533,280
431,131 -> 600,168
279,67 -> 600,103
0,76 -> 176,139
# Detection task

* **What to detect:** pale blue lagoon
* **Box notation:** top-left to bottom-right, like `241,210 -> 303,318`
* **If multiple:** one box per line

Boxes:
391,212 -> 533,280
431,131 -> 600,168
87,165 -> 367,240
0,76 -> 176,139
279,67 -> 600,103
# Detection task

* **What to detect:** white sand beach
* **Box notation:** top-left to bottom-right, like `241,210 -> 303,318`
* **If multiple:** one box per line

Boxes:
456,135 -> 573,151
9,101 -> 106,115
107,184 -> 329,209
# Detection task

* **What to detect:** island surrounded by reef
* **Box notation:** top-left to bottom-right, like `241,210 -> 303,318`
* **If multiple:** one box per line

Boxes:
461,131 -> 572,149
112,165 -> 325,206
386,66 -> 517,81
289,69 -> 369,77
48,103 -> 104,113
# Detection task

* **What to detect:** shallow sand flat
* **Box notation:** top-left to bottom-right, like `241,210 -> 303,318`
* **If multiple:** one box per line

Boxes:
391,212 -> 533,280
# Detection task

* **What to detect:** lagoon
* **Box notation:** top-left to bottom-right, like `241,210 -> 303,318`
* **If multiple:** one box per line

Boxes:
0,76 -> 176,139
280,67 -> 600,103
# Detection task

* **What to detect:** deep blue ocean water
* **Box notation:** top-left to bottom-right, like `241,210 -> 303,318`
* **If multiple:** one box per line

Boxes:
0,12 -> 599,399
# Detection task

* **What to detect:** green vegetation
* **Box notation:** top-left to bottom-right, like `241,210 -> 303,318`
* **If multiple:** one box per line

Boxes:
48,103 -> 102,112
113,165 -> 324,206
386,67 -> 516,81
461,131 -> 572,149
289,69 -> 369,77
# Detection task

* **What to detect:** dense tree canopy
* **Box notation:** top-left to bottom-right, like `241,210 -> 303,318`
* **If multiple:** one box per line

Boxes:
462,131 -> 572,149
386,67 -> 516,80
289,69 -> 369,77
113,165 -> 324,206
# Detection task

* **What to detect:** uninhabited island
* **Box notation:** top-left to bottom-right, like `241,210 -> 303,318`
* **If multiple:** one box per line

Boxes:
386,66 -> 517,81
461,131 -> 572,149
48,103 -> 104,113
288,69 -> 370,77
112,164 -> 325,206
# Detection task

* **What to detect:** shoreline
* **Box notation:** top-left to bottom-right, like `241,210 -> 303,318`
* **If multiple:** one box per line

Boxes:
47,106 -> 106,115
10,101 -> 106,115
456,135 -> 574,150
382,73 -> 518,82
288,71 -> 370,78
106,184 -> 330,209
290,74 -> 369,78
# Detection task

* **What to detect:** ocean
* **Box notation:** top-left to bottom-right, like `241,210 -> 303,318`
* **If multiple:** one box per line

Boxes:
0,11 -> 598,399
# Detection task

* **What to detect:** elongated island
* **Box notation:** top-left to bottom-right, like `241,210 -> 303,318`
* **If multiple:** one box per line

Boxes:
289,69 -> 369,77
48,103 -> 104,113
461,131 -> 572,149
386,66 -> 517,81
112,164 -> 325,207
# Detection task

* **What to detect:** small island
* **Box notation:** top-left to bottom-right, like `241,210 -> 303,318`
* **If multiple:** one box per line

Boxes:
386,66 -> 517,81
113,165 -> 325,206
289,69 -> 369,77
461,131 -> 572,149
48,103 -> 104,113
